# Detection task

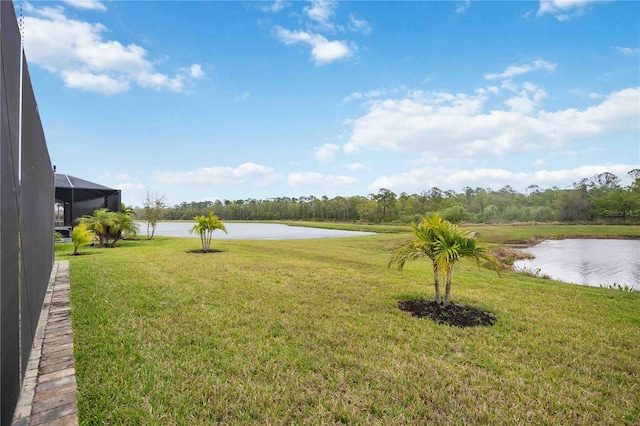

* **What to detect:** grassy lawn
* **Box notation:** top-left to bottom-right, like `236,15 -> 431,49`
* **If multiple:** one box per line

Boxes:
59,228 -> 640,424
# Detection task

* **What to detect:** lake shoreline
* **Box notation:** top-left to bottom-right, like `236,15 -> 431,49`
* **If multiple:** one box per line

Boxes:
501,233 -> 640,248
512,238 -> 640,290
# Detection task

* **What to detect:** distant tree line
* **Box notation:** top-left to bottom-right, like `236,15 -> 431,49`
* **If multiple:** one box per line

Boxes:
136,170 -> 640,224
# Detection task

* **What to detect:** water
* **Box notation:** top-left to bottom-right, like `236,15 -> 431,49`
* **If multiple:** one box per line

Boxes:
514,239 -> 640,290
143,221 -> 374,240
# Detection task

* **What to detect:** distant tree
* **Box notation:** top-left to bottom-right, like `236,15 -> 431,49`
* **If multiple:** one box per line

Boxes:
143,187 -> 167,239
590,172 -> 620,190
441,205 -> 468,223
372,188 -> 397,220
482,205 -> 500,222
190,210 -> 228,253
629,169 -> 640,194
526,184 -> 541,197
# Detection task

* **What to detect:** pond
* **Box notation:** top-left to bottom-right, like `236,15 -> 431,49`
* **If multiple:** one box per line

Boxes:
514,239 -> 640,290
144,221 -> 374,240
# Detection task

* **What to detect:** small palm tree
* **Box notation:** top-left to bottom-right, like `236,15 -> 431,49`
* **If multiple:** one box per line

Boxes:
112,210 -> 140,246
77,208 -> 116,246
120,203 -> 137,218
72,223 -> 95,255
389,213 -> 500,307
388,213 -> 447,303
190,210 -> 227,252
431,222 -> 500,306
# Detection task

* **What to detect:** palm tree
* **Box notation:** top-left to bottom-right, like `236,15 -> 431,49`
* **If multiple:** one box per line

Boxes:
388,213 -> 447,303
72,223 -> 95,255
111,210 -> 140,246
120,203 -> 137,218
389,213 -> 500,307
77,208 -> 116,246
431,221 -> 500,306
190,210 -> 227,252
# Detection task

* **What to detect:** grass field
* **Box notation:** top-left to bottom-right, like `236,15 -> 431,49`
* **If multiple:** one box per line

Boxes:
58,225 -> 640,424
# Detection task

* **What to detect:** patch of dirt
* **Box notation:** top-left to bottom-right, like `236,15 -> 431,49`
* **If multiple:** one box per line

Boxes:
61,252 -> 98,257
491,246 -> 533,269
186,249 -> 223,254
398,299 -> 496,328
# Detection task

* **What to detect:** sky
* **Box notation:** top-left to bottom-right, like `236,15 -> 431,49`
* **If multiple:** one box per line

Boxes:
18,0 -> 640,207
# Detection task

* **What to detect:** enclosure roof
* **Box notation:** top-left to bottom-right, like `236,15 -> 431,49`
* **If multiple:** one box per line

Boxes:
55,173 -> 120,203
55,173 -> 116,191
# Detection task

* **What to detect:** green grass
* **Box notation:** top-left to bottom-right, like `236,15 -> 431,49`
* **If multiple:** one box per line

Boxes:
280,221 -> 640,244
464,223 -> 640,245
59,229 -> 640,424
280,220 -> 410,234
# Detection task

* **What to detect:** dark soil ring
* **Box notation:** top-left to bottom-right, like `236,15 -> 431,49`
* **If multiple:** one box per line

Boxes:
186,249 -> 223,254
398,299 -> 496,328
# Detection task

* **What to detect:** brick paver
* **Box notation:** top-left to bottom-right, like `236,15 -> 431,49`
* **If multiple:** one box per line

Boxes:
12,261 -> 79,426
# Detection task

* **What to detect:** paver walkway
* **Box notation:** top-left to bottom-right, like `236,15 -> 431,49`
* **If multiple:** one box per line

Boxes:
12,261 -> 79,426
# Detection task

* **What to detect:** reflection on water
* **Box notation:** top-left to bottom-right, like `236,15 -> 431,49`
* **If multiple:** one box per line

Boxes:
146,221 -> 374,240
514,239 -> 640,290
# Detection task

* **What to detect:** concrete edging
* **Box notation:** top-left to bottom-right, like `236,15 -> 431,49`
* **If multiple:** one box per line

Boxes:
12,261 -> 79,426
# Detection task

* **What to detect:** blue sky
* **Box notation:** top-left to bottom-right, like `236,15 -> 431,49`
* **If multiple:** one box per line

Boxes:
20,0 -> 640,206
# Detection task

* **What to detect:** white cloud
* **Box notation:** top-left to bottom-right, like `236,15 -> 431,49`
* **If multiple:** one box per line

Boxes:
346,162 -> 367,171
259,0 -> 289,13
273,1 -> 360,65
235,91 -> 251,101
504,83 -> 548,114
188,64 -> 205,79
61,71 -> 128,95
289,172 -> 358,189
343,92 -> 363,103
484,59 -> 556,81
348,14 -> 372,35
22,4 -> 203,94
615,46 -> 639,56
456,1 -> 471,14
344,74 -> 639,160
304,0 -> 337,31
117,182 -> 146,191
274,26 -> 354,65
370,164 -> 637,193
343,88 -> 392,103
313,143 -> 341,161
61,0 -> 106,11
98,172 -> 130,181
537,0 -> 604,21
153,163 -> 278,186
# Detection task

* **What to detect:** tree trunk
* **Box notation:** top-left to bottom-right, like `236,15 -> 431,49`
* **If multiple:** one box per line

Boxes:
205,231 -> 212,252
443,265 -> 454,307
112,231 -> 121,246
433,262 -> 441,304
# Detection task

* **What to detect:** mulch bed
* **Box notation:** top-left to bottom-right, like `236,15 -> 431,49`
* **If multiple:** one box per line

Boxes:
398,299 -> 497,328
186,249 -> 223,254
